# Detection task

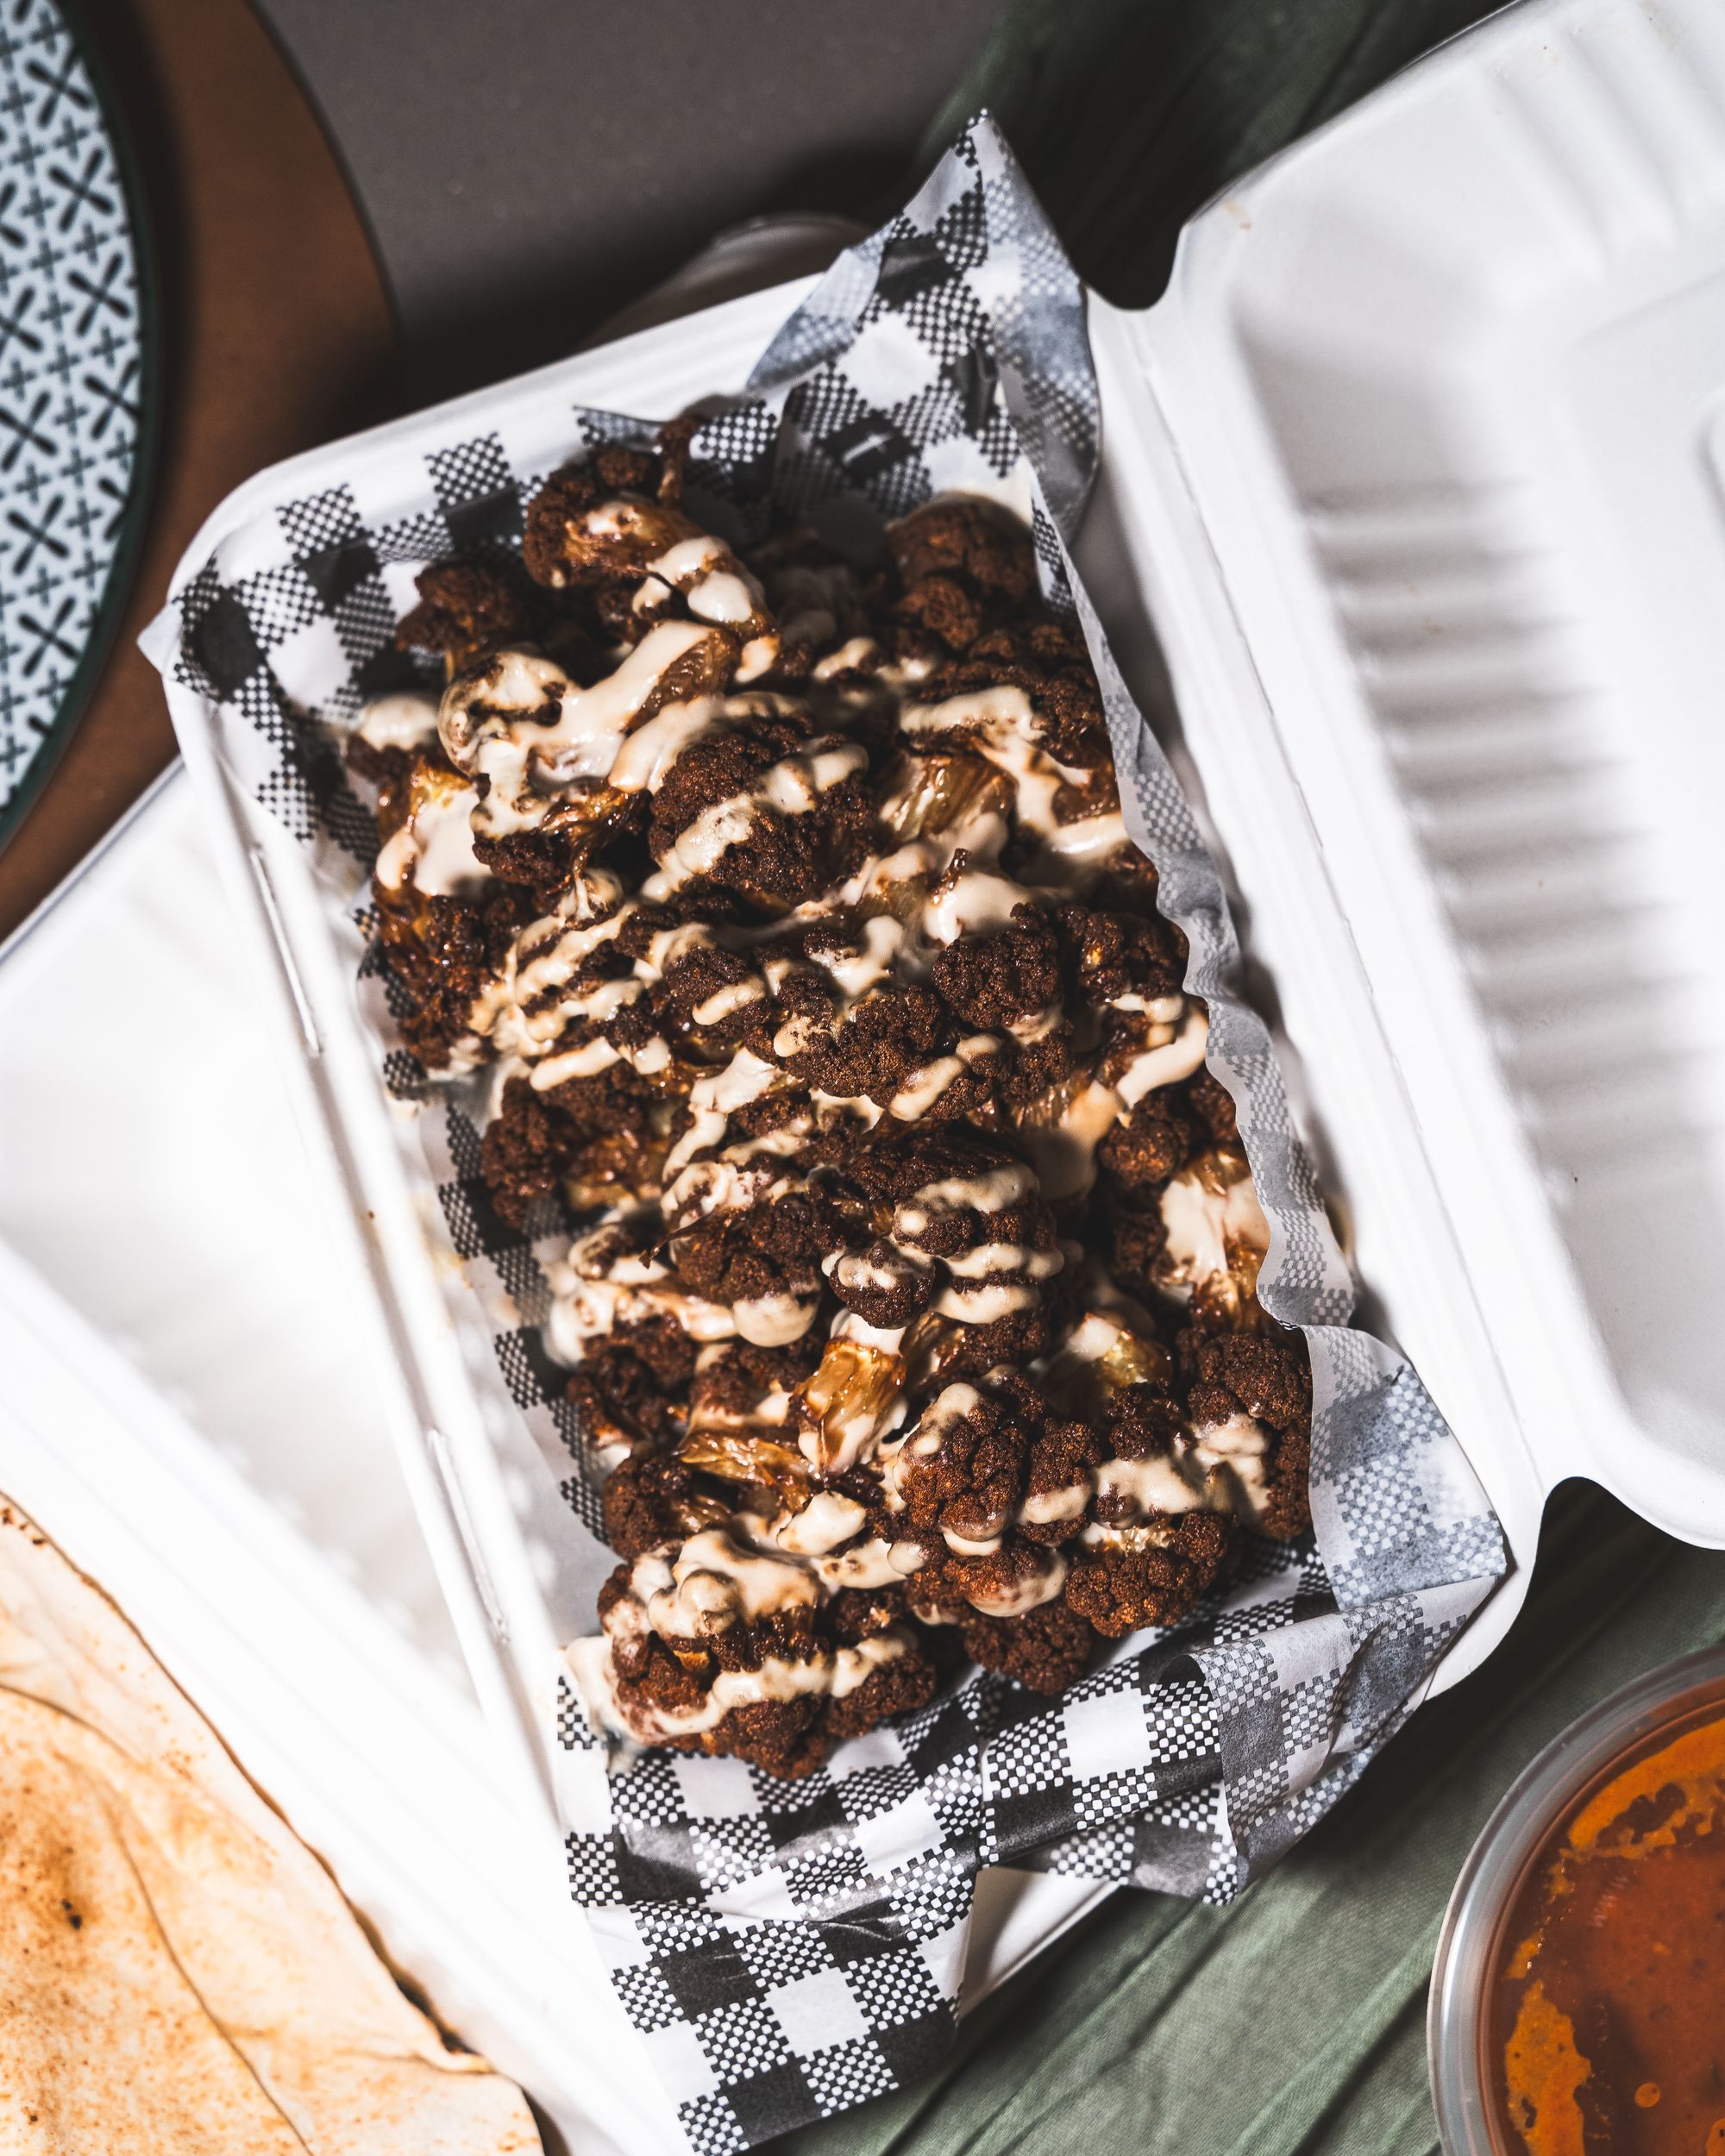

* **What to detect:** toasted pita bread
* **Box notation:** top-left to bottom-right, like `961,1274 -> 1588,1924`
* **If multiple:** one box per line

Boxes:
0,1502 -> 540,2153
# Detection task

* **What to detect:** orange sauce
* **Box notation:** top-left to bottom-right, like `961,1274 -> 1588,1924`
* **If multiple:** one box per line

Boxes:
1490,1705 -> 1725,2156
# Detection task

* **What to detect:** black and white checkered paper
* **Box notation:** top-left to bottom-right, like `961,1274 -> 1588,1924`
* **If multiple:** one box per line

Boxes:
152,119 -> 1506,2153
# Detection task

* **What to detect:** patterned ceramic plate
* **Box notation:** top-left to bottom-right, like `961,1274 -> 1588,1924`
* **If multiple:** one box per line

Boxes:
0,0 -> 154,845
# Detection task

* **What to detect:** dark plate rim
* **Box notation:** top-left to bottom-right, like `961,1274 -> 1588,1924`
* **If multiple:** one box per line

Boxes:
0,0 -> 164,856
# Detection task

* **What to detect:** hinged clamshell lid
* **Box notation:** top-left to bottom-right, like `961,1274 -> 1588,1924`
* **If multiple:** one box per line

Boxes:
1084,0 -> 1725,1622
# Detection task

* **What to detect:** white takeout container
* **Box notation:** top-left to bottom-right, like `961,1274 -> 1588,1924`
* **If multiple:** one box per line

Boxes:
146,0 -> 1725,1832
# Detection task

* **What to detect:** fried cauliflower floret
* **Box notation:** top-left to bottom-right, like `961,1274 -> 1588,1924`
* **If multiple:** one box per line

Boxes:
992,1025 -> 1076,1116
1105,1193 -> 1167,1309
955,1597 -> 1095,1695
943,1233 -> 1086,1381
563,1315 -> 697,1459
595,1548 -> 939,1777
1101,1379 -> 1185,1471
931,905 -> 1063,1031
646,942 -> 777,1060
775,971 -> 947,1105
598,1605 -> 834,1779
394,561 -> 535,670
887,1380 -> 1030,1551
521,442 -> 683,590
814,1128 -> 1067,1363
903,1535 -> 1070,1627
647,707 -> 814,852
668,1194 -> 829,1343
826,1237 -> 936,1331
1186,1066 -> 1239,1146
1182,1325 -> 1314,1541
687,1338 -> 825,1426
923,616 -> 1110,769
1099,1087 -> 1201,1194
599,1449 -> 730,1558
372,880 -> 536,1069
904,1370 -> 1101,1551
1054,900 -> 1186,1012
886,496 -> 1039,660
889,497 -> 1038,605
1063,1512 -> 1237,1639
687,1697 -> 831,1777
1019,1413 -> 1107,1545
480,1069 -> 664,1225
822,1644 -> 940,1739
645,705 -> 876,912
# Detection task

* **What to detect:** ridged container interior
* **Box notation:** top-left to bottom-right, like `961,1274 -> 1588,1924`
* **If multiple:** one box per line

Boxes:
1095,0 -> 1725,1589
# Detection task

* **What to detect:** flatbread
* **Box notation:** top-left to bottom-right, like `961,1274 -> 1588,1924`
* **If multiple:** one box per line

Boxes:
0,1502 -> 541,2153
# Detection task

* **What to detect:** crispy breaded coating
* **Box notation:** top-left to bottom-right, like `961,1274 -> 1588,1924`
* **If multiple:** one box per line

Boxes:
481,1069 -> 662,1224
957,1597 -> 1095,1694
889,1383 -> 1031,1551
1183,1325 -> 1313,1540
1186,1066 -> 1239,1145
828,1236 -> 936,1331
599,1449 -> 724,1557
1019,1415 -> 1107,1545
1063,1513 -> 1237,1638
1055,900 -> 1186,1011
932,902 -> 1062,1031
777,974 -> 946,1104
565,1316 -> 698,1459
395,561 -> 534,669
669,1194 -> 828,1326
889,497 -> 1038,605
823,1646 -> 939,1739
646,705 -> 877,912
688,1338 -> 824,1425
521,444 -> 683,590
925,617 -> 1109,768
1099,1089 -> 1201,1193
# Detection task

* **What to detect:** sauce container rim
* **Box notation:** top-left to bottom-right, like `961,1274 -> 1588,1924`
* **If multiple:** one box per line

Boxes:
1428,1639 -> 1725,2155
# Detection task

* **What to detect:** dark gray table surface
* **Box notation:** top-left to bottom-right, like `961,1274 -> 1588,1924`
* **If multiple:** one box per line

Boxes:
253,0 -> 1003,397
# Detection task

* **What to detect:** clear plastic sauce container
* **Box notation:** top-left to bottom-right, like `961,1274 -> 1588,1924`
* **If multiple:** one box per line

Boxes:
1432,1645 -> 1725,2156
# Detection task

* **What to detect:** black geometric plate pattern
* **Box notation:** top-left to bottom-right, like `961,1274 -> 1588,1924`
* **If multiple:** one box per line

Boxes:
0,0 -> 153,845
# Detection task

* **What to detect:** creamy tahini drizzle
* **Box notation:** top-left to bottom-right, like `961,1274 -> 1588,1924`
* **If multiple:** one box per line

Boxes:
1187,1412 -> 1272,1524
900,686 -> 1079,840
642,736 -> 869,899
1157,1151 -> 1271,1303
357,688 -> 442,752
634,532 -> 767,631
440,623 -> 723,837
374,776 -> 489,898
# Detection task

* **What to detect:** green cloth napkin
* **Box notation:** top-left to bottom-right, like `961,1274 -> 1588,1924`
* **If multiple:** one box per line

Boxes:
773,1486 -> 1725,2154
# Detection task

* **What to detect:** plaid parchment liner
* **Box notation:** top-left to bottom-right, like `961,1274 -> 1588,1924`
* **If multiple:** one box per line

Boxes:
154,120 -> 1506,2153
